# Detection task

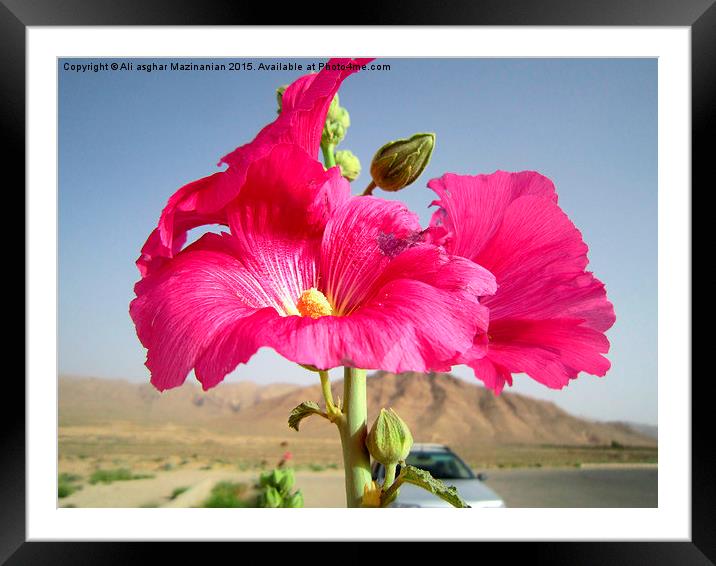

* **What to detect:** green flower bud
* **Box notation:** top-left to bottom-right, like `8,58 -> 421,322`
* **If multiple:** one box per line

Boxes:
321,94 -> 351,147
366,408 -> 414,466
326,93 -> 342,121
369,132 -> 435,192
276,85 -> 288,114
335,150 -> 361,181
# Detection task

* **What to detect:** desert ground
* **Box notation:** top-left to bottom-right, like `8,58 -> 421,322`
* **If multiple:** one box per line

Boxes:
58,457 -> 657,508
58,421 -> 657,508
58,373 -> 657,508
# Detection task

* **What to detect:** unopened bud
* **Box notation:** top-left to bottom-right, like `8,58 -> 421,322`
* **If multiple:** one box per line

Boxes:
326,93 -> 342,122
369,133 -> 435,192
322,94 -> 351,147
335,150 -> 361,181
276,85 -> 288,114
366,408 -> 414,466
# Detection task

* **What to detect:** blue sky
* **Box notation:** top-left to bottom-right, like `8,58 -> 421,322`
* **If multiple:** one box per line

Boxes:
59,58 -> 657,425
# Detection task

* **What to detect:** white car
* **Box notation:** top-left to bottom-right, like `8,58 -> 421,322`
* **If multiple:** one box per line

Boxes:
371,443 -> 506,508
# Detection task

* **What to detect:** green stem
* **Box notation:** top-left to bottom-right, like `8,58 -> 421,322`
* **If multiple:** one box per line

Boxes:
322,143 -> 336,168
380,468 -> 405,507
383,462 -> 397,489
361,180 -> 377,196
319,370 -> 339,419
338,367 -> 372,507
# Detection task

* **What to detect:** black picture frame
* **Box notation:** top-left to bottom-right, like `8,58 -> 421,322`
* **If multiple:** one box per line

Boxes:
6,0 -> 706,562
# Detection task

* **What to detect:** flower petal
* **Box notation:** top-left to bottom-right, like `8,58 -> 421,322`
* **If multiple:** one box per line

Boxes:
133,185 -> 497,387
477,196 -> 615,332
466,355 -> 512,395
476,319 -> 611,393
131,233 -> 268,391
223,57 -> 373,164
133,237 -> 496,388
227,143 -> 350,313
429,171 -> 615,392
249,278 -> 492,373
254,193 -> 496,373
137,176 -> 229,277
319,196 -> 424,315
139,58 -> 370,277
376,246 -> 497,300
428,170 -> 556,259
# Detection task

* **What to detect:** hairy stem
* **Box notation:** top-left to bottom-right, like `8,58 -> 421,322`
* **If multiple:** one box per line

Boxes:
338,367 -> 372,507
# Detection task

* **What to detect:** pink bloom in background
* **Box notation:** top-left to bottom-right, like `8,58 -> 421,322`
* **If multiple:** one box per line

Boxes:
130,62 -> 497,392
277,451 -> 292,468
428,171 -> 616,394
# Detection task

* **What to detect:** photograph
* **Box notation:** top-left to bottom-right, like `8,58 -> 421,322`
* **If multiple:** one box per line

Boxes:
57,56 -> 657,511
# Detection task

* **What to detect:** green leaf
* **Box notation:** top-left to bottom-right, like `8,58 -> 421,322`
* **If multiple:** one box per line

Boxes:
259,469 -> 281,489
400,465 -> 471,508
288,401 -> 325,431
263,486 -> 283,508
258,471 -> 271,487
277,468 -> 295,494
284,490 -> 304,508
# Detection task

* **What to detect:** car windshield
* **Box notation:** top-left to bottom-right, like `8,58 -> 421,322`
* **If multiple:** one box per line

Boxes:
405,451 -> 475,480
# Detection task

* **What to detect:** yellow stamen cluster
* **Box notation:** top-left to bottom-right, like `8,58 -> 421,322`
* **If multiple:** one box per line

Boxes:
296,288 -> 333,319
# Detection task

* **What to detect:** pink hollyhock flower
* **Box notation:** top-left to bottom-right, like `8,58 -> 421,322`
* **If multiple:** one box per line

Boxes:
137,58 -> 372,278
131,145 -> 496,391
130,61 -> 497,392
428,171 -> 616,394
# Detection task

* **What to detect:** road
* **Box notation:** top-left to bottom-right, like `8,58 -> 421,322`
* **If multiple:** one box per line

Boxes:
481,466 -> 657,508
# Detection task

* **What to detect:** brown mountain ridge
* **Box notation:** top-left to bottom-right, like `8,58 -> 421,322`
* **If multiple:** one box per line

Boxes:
59,371 -> 655,447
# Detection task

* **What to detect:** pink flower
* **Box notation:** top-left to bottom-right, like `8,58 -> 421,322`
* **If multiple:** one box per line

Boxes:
428,171 -> 616,394
130,64 -> 497,392
137,58 -> 372,278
